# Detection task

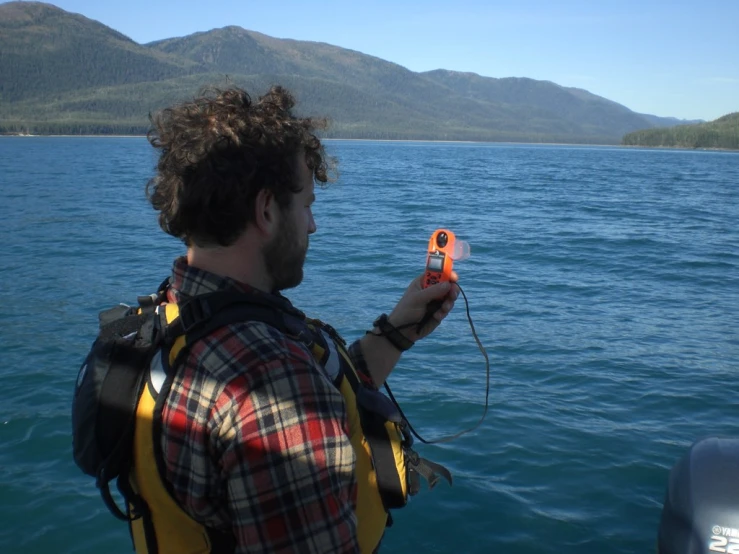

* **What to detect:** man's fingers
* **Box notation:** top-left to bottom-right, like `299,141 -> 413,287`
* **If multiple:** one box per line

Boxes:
421,280 -> 451,301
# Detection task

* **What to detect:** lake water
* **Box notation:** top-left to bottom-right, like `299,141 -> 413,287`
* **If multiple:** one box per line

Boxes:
0,137 -> 737,553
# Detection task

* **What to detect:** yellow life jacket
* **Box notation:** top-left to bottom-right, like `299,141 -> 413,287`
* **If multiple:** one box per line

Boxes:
125,290 -> 452,554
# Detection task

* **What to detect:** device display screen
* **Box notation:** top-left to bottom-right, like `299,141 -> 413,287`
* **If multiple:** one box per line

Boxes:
427,253 -> 445,272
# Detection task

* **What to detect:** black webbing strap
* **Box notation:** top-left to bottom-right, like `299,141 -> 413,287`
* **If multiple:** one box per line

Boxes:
344,356 -> 453,505
176,290 -> 301,333
165,290 -> 305,346
342,365 -> 405,511
98,467 -> 130,521
182,303 -> 296,350
118,470 -> 158,554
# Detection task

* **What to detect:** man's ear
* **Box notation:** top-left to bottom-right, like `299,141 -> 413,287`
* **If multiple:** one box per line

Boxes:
254,188 -> 279,236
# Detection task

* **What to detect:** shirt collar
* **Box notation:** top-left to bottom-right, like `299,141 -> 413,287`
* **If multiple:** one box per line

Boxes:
168,256 -> 302,318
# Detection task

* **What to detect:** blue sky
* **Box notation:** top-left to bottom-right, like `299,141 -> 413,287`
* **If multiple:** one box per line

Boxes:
8,0 -> 738,121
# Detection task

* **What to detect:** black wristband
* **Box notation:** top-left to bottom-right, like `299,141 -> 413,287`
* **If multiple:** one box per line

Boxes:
368,313 -> 414,352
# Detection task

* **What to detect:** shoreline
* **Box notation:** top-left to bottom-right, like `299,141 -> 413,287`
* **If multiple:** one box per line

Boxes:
1,134 -> 737,151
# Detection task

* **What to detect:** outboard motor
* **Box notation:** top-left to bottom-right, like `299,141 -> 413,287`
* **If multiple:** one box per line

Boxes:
658,436 -> 739,554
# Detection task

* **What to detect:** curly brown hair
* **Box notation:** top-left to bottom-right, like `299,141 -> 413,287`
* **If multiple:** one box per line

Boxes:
146,85 -> 334,247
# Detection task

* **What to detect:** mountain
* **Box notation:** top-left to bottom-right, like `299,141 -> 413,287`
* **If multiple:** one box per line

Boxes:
622,112 -> 739,149
420,70 -> 656,139
0,2 -> 715,142
0,1 -> 202,103
145,26 -> 525,140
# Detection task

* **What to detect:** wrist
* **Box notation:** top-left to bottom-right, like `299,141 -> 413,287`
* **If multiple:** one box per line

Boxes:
367,313 -> 414,352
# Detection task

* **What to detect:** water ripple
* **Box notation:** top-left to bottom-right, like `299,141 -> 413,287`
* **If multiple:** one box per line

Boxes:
1,138 -> 737,553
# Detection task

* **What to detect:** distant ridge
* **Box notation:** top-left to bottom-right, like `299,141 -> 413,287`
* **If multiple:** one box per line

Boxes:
0,1 -> 720,144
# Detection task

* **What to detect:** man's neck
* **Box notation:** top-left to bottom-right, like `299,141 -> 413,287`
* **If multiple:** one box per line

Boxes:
186,241 -> 272,293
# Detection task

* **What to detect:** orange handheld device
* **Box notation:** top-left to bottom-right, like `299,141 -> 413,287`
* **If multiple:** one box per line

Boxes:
417,229 -> 470,332
422,229 -> 469,289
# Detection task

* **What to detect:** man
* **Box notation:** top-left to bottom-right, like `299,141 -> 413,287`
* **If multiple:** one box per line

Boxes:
140,85 -> 458,553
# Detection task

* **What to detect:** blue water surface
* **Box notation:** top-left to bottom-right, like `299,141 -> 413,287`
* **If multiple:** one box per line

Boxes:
0,137 -> 737,553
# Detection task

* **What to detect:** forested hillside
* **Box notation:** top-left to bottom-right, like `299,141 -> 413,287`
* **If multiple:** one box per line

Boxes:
622,113 -> 739,150
0,1 -> 200,103
0,2 -> 712,143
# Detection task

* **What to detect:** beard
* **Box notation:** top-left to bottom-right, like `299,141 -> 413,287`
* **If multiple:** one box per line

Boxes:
263,213 -> 308,292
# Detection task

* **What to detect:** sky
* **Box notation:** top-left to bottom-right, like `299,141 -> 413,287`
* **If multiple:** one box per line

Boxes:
6,0 -> 739,121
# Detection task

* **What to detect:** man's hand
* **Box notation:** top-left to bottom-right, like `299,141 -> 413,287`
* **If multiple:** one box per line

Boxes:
359,271 -> 460,387
387,271 -> 460,343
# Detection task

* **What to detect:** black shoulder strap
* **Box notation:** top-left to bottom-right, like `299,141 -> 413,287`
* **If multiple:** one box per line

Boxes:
169,290 -> 309,347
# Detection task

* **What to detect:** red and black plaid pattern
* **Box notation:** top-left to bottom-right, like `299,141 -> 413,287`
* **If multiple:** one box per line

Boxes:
160,257 -> 365,553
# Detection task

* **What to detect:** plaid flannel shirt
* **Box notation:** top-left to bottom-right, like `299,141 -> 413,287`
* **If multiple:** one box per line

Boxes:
160,257 -> 368,553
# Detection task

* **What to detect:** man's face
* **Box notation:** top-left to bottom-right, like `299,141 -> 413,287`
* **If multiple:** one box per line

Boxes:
263,158 -> 317,292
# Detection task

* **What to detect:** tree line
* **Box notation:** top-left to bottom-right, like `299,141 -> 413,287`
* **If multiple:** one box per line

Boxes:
622,113 -> 739,149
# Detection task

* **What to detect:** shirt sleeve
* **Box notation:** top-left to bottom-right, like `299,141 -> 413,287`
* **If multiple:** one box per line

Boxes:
346,339 -> 376,389
212,333 -> 360,554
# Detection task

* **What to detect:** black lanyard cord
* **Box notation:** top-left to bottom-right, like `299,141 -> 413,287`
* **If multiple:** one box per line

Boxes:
384,283 -> 490,444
